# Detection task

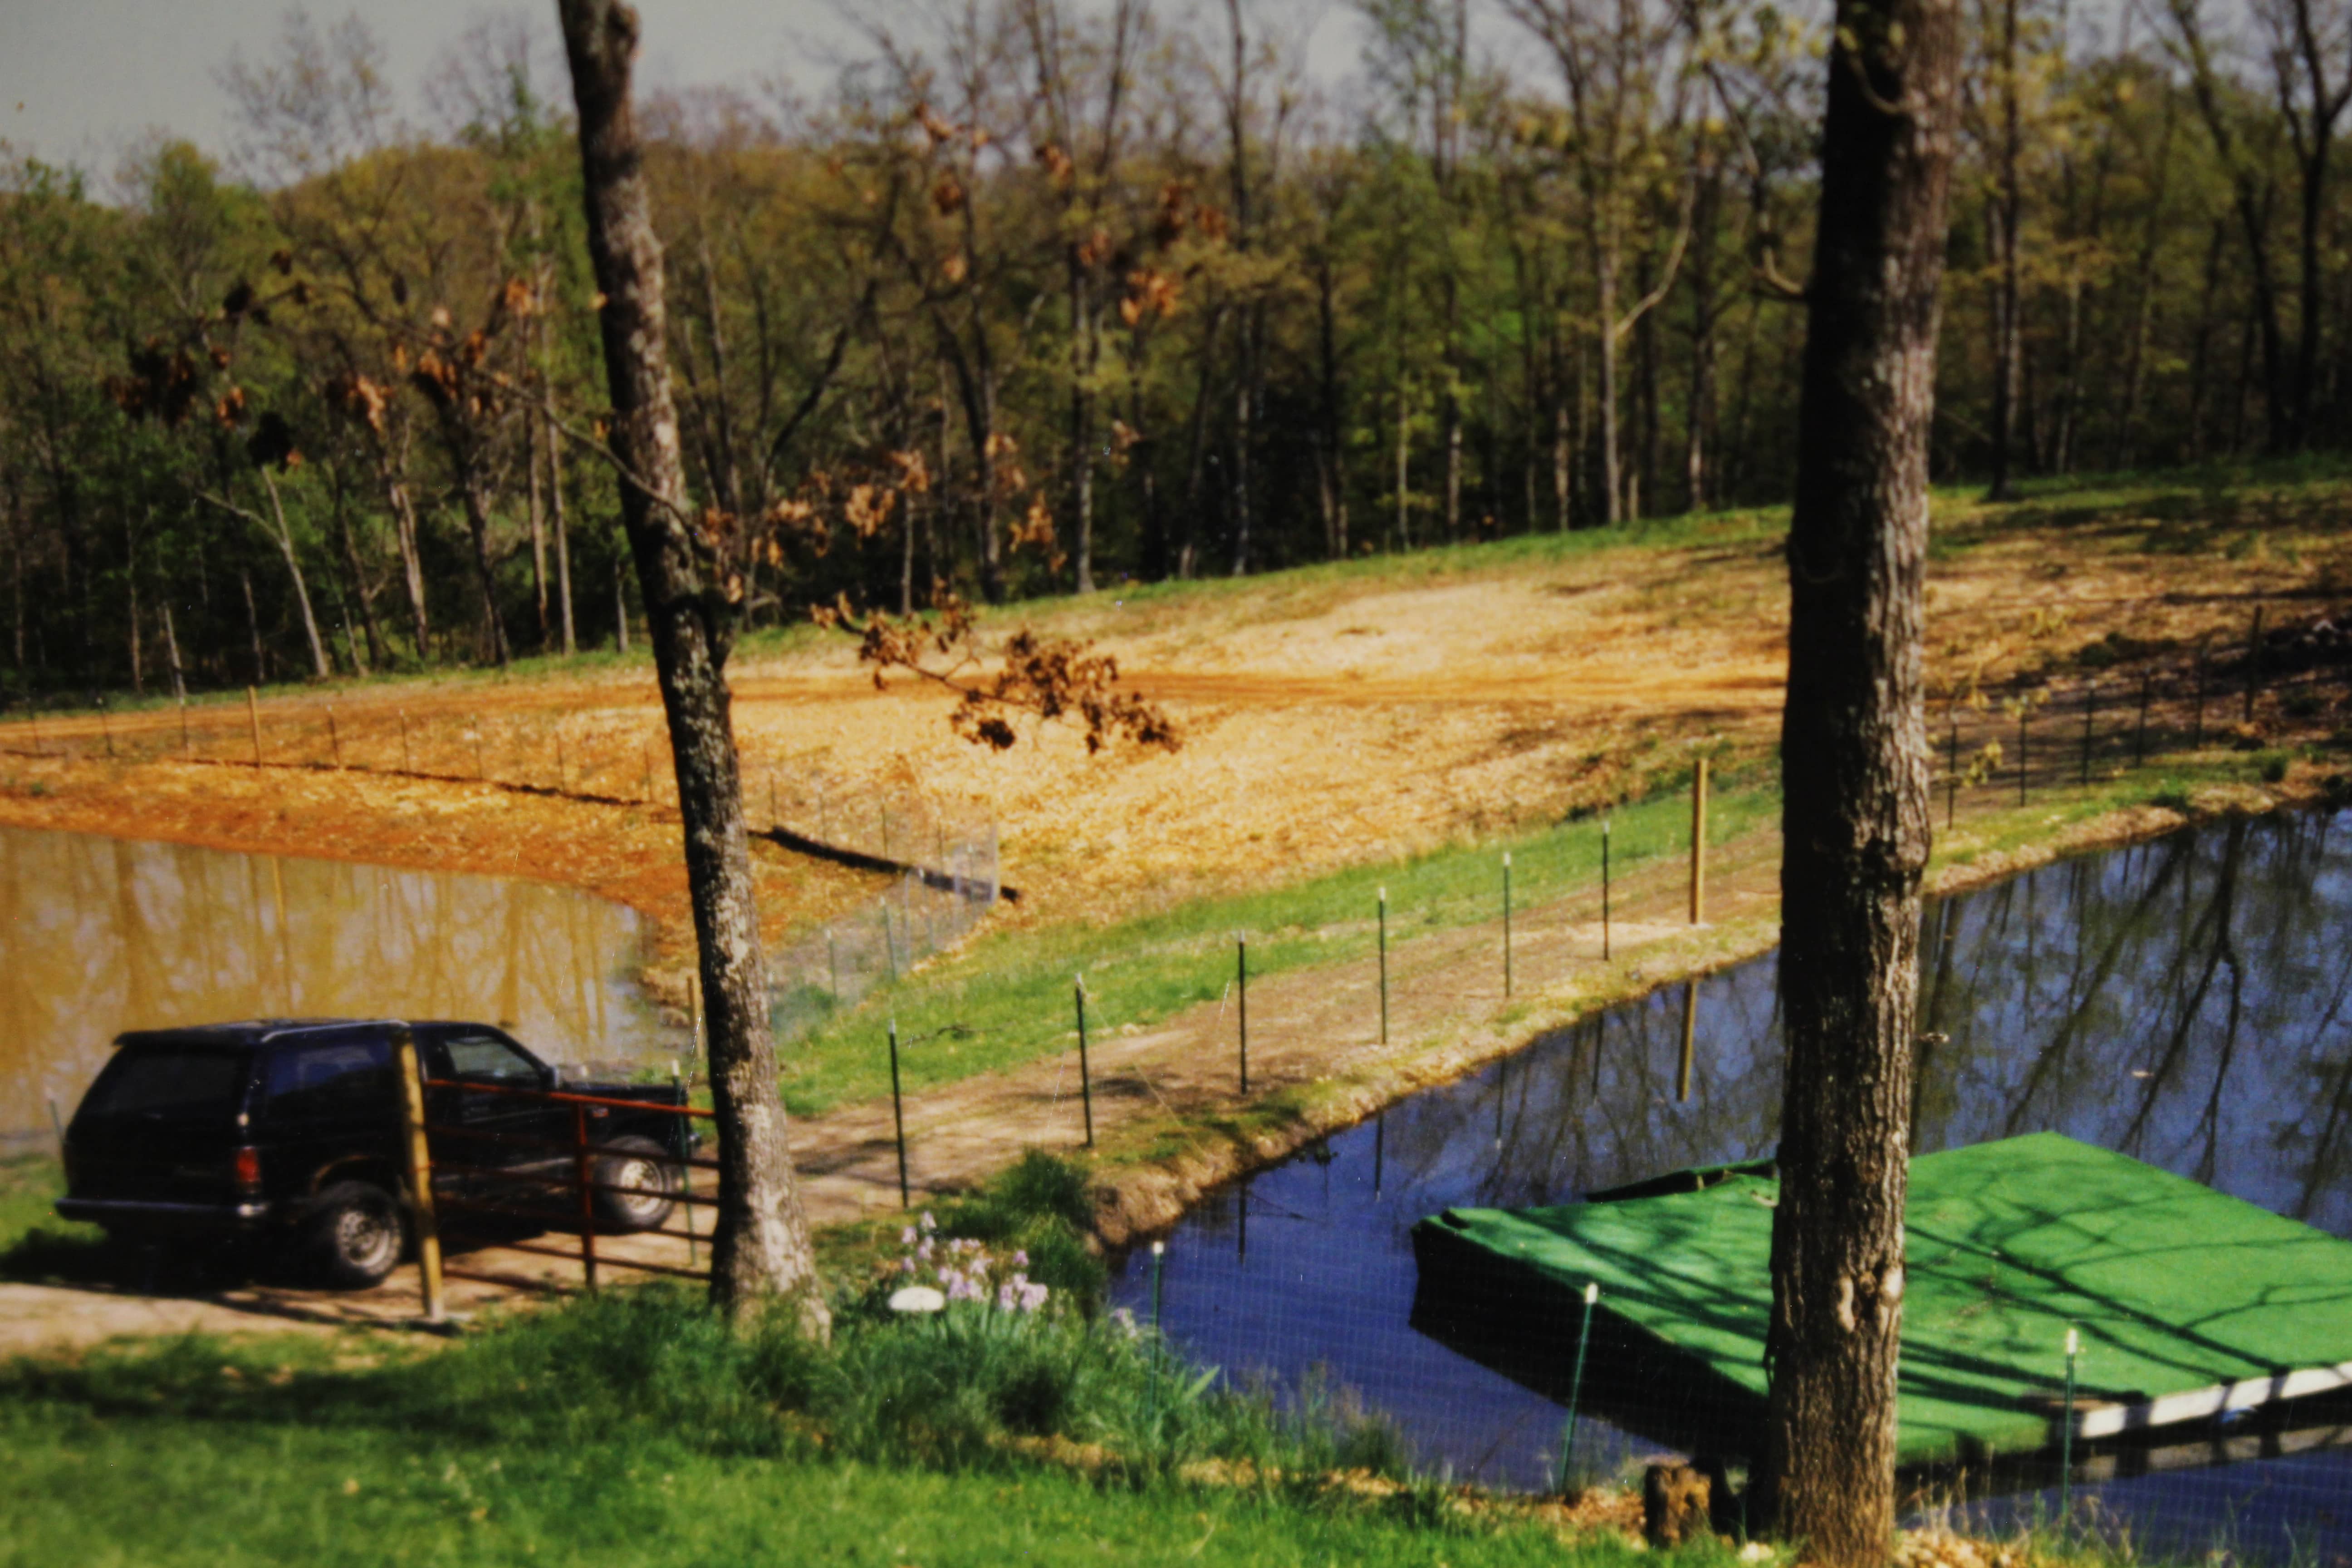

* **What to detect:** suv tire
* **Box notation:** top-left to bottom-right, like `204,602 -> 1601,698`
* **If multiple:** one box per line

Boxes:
592,1135 -> 678,1232
305,1180 -> 406,1288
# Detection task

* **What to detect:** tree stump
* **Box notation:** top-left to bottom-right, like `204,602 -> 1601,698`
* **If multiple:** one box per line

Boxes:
1644,1461 -> 1713,1547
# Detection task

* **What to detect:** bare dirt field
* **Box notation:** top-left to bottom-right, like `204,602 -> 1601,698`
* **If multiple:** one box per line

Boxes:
6,485 -> 2342,944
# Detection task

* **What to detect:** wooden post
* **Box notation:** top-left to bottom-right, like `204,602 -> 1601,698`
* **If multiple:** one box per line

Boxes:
2079,679 -> 2094,786
2018,701 -> 2029,804
1502,852 -> 1514,998
1689,758 -> 1709,924
400,710 -> 412,774
179,697 -> 190,759
246,686 -> 263,766
1677,980 -> 1697,1102
1236,936 -> 1249,1095
1946,714 -> 1959,829
574,1102 -> 598,1290
2244,606 -> 2264,722
393,1029 -> 446,1323
887,1020 -> 910,1207
556,730 -> 568,793
1377,887 -> 1389,1045
688,970 -> 701,1048
327,707 -> 342,768
642,743 -> 654,804
1075,975 -> 1094,1147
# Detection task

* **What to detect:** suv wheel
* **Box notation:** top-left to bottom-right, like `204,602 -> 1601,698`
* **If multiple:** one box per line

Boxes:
592,1136 -> 678,1232
306,1181 -> 406,1289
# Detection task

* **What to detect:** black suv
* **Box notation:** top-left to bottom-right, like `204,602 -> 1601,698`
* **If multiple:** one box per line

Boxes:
56,1019 -> 691,1288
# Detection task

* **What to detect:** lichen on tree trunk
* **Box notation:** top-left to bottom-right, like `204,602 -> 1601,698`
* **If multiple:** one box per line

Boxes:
554,0 -> 828,1336
1764,0 -> 1962,1556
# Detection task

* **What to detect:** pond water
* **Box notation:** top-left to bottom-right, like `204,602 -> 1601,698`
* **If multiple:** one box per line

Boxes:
1109,807 -> 2352,1560
0,823 -> 670,1153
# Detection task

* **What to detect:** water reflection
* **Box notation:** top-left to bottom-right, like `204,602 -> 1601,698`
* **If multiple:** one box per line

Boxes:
1109,807 -> 2352,1558
0,824 -> 666,1149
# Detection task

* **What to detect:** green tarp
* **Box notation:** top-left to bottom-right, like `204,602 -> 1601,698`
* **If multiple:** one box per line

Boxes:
1412,1133 -> 2352,1466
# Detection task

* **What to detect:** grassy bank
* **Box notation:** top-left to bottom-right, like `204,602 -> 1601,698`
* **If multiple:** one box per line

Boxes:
0,1154 -> 1678,1568
779,768 -> 1779,1116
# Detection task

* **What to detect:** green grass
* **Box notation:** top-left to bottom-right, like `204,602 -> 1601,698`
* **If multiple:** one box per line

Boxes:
0,1268 -> 1682,1568
779,770 -> 1780,1117
0,1152 -> 93,1262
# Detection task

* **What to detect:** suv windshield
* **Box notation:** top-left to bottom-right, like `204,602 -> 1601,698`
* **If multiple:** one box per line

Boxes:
80,1046 -> 250,1120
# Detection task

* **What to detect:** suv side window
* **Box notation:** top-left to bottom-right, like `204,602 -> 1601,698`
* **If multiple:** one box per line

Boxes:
442,1033 -> 543,1083
264,1040 -> 393,1121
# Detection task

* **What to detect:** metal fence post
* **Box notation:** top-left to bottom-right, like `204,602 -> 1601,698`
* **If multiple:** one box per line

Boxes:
888,1019 -> 910,1207
1075,975 -> 1095,1147
1689,757 -> 1709,924
1236,937 -> 1249,1095
1502,852 -> 1514,998
574,1102 -> 598,1290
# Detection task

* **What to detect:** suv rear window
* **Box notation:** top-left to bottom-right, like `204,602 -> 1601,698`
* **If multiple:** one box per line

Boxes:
81,1047 -> 250,1120
264,1040 -> 393,1120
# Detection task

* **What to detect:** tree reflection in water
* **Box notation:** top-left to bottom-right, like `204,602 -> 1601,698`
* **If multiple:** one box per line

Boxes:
1110,807 -> 2352,1556
0,824 -> 665,1151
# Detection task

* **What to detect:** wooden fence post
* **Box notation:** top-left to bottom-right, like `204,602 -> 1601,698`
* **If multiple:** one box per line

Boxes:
2245,606 -> 2265,722
393,1028 -> 446,1323
246,686 -> 263,766
327,707 -> 342,768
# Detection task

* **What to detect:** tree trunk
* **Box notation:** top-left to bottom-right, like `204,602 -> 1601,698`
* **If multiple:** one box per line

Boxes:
1764,0 -> 1960,1555
454,474 -> 510,669
2186,221 -> 2227,460
1984,0 -> 2023,503
161,598 -> 185,702
1069,253 -> 1097,594
334,498 -> 387,671
240,570 -> 266,685
613,550 -> 630,653
528,399 -> 550,646
544,314 -> 578,657
1596,245 -> 1622,524
1685,165 -> 1721,514
258,469 -> 333,681
556,0 -> 827,1333
384,471 -> 431,664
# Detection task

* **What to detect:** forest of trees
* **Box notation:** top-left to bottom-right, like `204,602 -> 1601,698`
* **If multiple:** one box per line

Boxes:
2,0 -> 2347,699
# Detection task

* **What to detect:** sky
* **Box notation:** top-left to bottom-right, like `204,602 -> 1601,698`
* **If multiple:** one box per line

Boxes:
0,0 -> 1371,186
